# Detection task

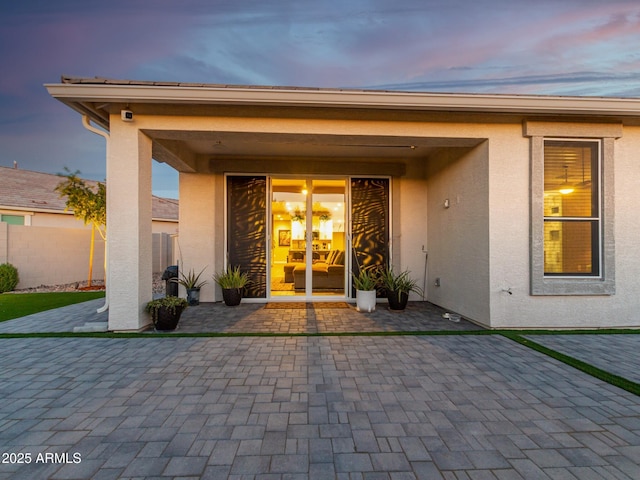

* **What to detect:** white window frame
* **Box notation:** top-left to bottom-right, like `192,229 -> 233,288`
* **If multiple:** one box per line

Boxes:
543,139 -> 602,278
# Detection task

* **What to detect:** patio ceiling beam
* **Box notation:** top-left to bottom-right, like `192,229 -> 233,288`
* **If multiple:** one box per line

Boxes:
151,138 -> 198,173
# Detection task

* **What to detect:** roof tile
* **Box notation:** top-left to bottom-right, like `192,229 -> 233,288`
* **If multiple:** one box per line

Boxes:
0,166 -> 178,220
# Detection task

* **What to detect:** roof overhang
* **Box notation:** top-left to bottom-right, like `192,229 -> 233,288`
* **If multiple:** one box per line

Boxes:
45,78 -> 640,133
44,78 -> 640,174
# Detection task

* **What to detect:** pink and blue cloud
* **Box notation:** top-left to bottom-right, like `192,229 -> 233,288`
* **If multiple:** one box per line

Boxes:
1,0 -> 639,197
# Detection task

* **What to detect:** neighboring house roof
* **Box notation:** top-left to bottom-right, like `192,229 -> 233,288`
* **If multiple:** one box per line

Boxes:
0,166 -> 178,221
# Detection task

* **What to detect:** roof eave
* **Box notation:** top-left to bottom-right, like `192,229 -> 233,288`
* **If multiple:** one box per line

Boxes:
45,83 -> 640,125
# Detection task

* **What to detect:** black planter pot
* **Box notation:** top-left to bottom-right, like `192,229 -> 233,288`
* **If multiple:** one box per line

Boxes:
222,288 -> 243,306
153,305 -> 185,331
387,291 -> 409,311
186,288 -> 201,306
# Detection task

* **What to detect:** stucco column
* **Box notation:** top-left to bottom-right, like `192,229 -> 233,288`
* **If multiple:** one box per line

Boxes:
178,172 -> 217,302
107,121 -> 153,331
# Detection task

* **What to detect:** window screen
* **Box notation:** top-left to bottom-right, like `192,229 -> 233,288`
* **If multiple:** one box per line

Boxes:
543,140 -> 600,276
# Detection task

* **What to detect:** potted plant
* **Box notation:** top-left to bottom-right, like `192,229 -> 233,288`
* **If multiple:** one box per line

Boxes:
145,296 -> 188,331
173,267 -> 208,306
352,265 -> 379,312
378,267 -> 423,311
213,265 -> 250,306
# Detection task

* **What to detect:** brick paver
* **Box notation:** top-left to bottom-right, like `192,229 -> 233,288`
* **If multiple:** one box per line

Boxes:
525,334 -> 640,383
0,298 -> 107,333
0,300 -> 480,334
174,301 -> 483,334
1,334 -> 640,479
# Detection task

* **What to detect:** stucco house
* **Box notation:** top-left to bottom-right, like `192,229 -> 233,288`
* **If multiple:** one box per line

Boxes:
45,76 -> 640,332
0,166 -> 178,232
0,166 -> 178,288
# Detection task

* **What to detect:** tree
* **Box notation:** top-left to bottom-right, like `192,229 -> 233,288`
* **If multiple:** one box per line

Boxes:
55,169 -> 106,287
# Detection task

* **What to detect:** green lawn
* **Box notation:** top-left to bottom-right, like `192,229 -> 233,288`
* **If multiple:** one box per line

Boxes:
0,291 -> 105,322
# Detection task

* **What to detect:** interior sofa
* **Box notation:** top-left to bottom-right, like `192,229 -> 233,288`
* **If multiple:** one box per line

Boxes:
292,250 -> 345,290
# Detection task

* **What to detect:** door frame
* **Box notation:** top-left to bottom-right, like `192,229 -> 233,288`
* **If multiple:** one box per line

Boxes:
224,173 -> 392,303
268,175 -> 350,302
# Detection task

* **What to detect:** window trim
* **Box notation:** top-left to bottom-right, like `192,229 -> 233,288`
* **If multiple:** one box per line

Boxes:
526,122 -> 617,295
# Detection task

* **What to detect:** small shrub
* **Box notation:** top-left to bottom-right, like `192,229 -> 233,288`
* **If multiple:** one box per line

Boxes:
213,265 -> 250,289
0,263 -> 19,293
145,296 -> 188,323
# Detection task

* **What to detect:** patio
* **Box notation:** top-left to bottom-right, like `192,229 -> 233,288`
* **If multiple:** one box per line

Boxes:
1,331 -> 640,479
0,300 -> 483,334
168,301 -> 483,335
1,299 -> 640,478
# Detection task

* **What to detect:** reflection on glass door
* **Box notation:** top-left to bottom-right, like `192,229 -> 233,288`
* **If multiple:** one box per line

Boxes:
270,178 -> 346,298
310,179 -> 345,296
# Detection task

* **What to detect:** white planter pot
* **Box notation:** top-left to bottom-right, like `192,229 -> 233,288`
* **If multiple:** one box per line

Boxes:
356,289 -> 376,312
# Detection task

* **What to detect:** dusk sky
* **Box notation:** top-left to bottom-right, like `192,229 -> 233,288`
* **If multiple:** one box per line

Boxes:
1,0 -> 639,199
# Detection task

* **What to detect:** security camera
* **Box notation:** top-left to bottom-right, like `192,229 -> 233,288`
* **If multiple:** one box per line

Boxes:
121,110 -> 134,122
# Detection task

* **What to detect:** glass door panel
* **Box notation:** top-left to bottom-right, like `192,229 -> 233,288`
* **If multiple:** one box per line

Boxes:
311,179 -> 346,296
271,178 -> 307,297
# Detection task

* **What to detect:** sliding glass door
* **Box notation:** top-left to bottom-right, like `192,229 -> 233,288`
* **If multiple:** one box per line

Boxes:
270,178 -> 346,298
228,175 -> 388,302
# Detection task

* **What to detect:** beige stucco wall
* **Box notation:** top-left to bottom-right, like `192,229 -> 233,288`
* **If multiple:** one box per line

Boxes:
486,125 -> 536,328
2,223 -> 106,288
397,160 -> 429,301
486,124 -> 640,329
178,172 -> 219,302
426,143 -> 491,325
23,211 -> 76,228
128,111 -> 640,329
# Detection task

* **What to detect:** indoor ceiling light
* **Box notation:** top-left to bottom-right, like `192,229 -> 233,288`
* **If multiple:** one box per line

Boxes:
559,165 -> 574,195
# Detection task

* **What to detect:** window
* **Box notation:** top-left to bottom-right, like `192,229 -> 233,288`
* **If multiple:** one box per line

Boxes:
543,140 -> 600,276
525,120 -> 618,296
0,214 -> 25,225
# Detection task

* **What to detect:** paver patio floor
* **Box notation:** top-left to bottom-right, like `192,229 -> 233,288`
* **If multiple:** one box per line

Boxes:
1,330 -> 640,479
0,300 -> 483,334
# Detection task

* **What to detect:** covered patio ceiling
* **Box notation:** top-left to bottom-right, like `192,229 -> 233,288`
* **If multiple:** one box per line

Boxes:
144,129 -> 484,172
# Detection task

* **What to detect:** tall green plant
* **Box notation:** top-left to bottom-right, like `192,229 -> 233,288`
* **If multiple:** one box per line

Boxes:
55,168 -> 106,287
55,168 -> 106,239
378,266 -> 423,301
352,265 -> 378,291
213,265 -> 250,289
174,267 -> 208,289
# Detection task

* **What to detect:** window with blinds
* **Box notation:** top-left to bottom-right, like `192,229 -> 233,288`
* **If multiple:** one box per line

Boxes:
543,140 -> 600,276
